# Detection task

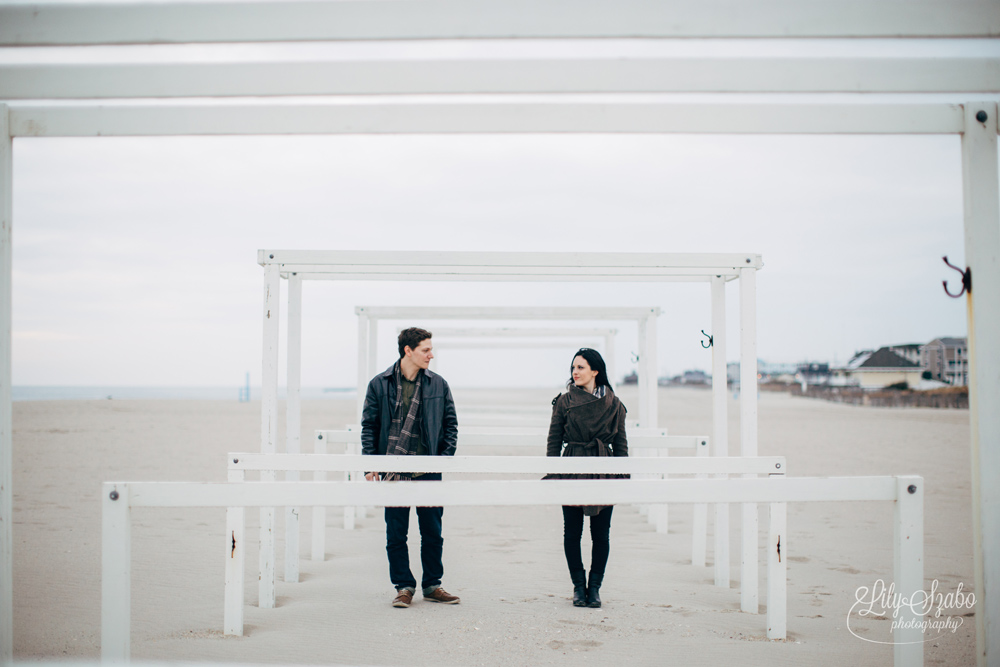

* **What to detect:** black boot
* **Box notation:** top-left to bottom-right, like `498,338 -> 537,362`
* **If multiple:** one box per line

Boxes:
586,571 -> 603,608
571,570 -> 588,607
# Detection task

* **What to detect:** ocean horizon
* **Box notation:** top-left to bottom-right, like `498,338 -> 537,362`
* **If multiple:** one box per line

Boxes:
11,386 -> 358,402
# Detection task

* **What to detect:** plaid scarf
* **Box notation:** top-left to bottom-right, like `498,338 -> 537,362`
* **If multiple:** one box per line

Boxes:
383,361 -> 423,481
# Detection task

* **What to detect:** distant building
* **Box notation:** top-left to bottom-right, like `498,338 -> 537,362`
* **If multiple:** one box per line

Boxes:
832,347 -> 923,389
792,362 -> 831,387
727,360 -> 822,385
888,343 -> 923,366
681,369 -> 710,384
920,337 -> 968,386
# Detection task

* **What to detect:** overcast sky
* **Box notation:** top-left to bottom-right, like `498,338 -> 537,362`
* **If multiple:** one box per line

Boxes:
6,37 -> 997,389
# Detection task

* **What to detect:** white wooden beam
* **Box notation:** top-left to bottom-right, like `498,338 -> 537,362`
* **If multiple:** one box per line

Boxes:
605,330 -> 617,389
318,429 -> 693,449
265,249 -> 762,273
284,274 -> 302,584
357,304 -> 665,320
691,438 -> 710,567
740,267 -> 759,614
766,498 -> 787,640
230,453 -> 780,475
101,484 -> 131,664
224,468 -> 245,637
429,326 -> 617,338
0,103 -> 12,666
2,58 -> 997,100
311,436 -> 327,561
644,311 -> 658,428
893,476 -> 925,666
119,477 -> 902,509
356,310 -> 369,425
962,101 -> 1000,667
367,317 -> 379,384
8,101 -> 968,138
259,265 -> 279,609
2,0 -> 997,45
711,276 -> 730,588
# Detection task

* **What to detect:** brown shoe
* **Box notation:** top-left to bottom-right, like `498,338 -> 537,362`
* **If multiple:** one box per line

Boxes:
423,587 -> 460,604
392,589 -> 414,608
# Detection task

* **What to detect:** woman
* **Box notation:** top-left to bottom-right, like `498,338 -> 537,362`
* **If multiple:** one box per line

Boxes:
546,347 -> 628,608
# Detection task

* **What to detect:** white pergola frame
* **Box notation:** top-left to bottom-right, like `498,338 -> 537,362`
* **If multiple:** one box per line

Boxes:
104,473 -> 924,664
1,3 -> 998,664
361,308 -> 655,423
264,253 -> 756,607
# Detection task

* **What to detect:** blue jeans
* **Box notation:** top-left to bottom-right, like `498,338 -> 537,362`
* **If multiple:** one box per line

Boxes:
384,473 -> 444,592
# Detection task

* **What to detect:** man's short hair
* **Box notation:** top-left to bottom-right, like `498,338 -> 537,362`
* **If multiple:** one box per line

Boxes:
398,327 -> 433,358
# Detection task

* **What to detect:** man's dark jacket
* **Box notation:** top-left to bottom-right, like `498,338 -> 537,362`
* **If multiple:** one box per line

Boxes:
361,363 -> 459,457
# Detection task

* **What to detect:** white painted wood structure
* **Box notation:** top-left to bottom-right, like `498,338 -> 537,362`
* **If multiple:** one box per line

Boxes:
359,306 -> 659,426
102,473 -> 924,665
229,450 -> 771,636
1,3 -> 998,664
265,257 -> 754,612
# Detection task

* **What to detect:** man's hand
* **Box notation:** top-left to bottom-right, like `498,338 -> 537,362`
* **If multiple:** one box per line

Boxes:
365,472 -> 379,482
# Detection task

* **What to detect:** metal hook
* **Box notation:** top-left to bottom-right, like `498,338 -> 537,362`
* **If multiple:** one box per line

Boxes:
942,256 -> 972,298
630,351 -> 639,363
701,330 -> 713,349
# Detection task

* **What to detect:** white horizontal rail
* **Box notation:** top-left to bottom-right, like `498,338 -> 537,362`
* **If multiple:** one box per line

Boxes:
315,429 -> 686,448
354,303 -> 665,319
255,251 -> 761,280
3,0 -> 996,44
3,59 -> 998,99
452,426 -> 668,437
430,327 -> 617,338
436,340 -> 593,349
298,272 -> 725,283
104,476 -> 923,667
117,477 -> 895,507
228,453 -> 785,475
8,101 -> 970,138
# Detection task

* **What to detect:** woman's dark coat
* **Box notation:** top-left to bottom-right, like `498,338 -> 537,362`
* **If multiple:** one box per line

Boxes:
546,385 -> 628,479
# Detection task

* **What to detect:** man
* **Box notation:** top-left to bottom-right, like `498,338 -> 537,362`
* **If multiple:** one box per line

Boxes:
362,327 -> 460,608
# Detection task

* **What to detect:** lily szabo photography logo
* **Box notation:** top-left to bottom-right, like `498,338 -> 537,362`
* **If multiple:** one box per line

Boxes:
847,579 -> 976,644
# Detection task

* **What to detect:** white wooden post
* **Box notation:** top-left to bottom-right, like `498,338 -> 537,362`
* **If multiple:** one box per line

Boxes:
766,469 -> 787,639
356,308 -> 369,426
357,313 -> 371,518
637,316 -> 649,427
961,101 -> 1000,667
368,317 -> 379,380
691,438 -> 709,567
224,466 -> 245,636
645,310 -> 658,428
605,330 -> 617,389
651,449 -> 668,533
101,484 -> 130,664
0,104 -> 12,664
893,475 -> 924,666
312,435 -> 327,561
285,273 -> 302,583
740,266 -> 759,613
711,275 -> 730,588
259,264 -> 279,609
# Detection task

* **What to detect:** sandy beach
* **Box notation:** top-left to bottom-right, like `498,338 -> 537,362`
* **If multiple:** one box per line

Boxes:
12,387 -> 974,666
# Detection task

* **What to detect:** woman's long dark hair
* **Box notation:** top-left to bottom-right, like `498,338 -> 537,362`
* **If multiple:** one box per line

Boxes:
566,347 -> 612,389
